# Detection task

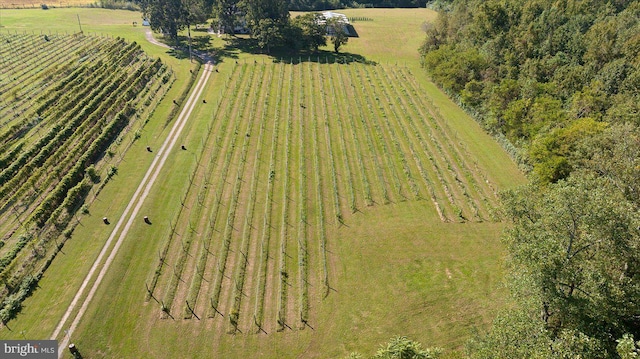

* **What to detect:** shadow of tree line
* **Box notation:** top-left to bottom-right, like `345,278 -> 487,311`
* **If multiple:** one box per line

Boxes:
222,36 -> 374,64
161,29 -> 374,66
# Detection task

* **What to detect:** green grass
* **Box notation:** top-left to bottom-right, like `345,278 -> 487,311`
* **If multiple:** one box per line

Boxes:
64,61 -> 521,358
0,8 -> 139,30
314,8 -> 437,65
0,7 -> 525,359
0,0 -> 93,8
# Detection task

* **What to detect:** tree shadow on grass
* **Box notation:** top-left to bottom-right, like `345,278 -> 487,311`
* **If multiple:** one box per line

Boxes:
153,32 -> 223,63
346,24 -> 359,38
154,31 -> 373,66
221,36 -> 376,65
222,36 -> 261,56
165,48 -> 190,60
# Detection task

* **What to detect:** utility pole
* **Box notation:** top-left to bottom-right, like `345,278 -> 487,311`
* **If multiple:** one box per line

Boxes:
77,14 -> 83,34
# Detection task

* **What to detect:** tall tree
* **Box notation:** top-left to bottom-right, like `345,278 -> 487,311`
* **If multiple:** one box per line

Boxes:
185,0 -> 213,25
327,17 -> 348,53
252,18 -> 282,53
140,0 -> 186,42
574,123 -> 640,207
213,0 -> 240,35
141,0 -> 210,43
500,176 -> 640,353
466,308 -> 606,359
420,0 -> 640,183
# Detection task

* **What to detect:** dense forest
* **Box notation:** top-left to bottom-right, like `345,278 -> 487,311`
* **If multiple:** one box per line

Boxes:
421,0 -> 640,357
134,0 -> 426,19
287,0 -> 426,11
133,0 -> 640,356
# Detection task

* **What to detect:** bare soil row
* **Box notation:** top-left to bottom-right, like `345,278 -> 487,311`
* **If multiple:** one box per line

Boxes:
148,62 -> 501,335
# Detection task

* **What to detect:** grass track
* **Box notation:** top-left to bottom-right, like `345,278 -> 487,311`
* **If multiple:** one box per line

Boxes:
0,34 -> 172,323
0,1 -> 92,8
73,61 -> 517,345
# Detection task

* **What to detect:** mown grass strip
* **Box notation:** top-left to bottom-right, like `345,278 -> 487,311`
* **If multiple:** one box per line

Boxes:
356,64 -> 405,202
364,64 -> 421,201
345,64 -> 390,205
315,63 -> 343,225
326,65 -> 357,213
335,65 -> 373,206
276,63 -> 295,332
207,63 -> 256,318
253,62 -> 285,332
227,63 -> 268,332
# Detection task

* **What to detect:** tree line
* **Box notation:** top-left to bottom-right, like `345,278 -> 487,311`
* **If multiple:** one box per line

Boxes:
287,0 -> 426,11
140,0 -> 350,53
421,0 -> 640,357
134,0 -> 426,16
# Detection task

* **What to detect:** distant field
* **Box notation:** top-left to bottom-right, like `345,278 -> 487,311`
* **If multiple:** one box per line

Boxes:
291,8 -> 437,66
0,7 -> 526,359
0,0 -> 92,8
146,60 -> 502,334
56,58 -> 523,358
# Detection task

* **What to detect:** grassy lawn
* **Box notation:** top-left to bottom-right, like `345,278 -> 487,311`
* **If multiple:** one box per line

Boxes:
320,8 -> 437,65
0,0 -> 92,8
0,4 -> 198,342
0,7 -> 526,359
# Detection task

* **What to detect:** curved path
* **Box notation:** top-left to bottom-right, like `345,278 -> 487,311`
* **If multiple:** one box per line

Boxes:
144,29 -> 171,49
52,33 -> 213,357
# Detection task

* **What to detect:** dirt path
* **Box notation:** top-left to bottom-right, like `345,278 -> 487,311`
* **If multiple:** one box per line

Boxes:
144,29 -> 170,49
52,35 -> 213,356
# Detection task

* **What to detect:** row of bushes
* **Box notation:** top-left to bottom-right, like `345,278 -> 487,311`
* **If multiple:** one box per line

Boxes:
0,274 -> 37,324
34,59 -> 162,228
0,143 -> 24,171
0,34 -> 170,325
33,39 -> 133,117
32,104 -> 135,227
0,69 -> 129,201
0,234 -> 31,272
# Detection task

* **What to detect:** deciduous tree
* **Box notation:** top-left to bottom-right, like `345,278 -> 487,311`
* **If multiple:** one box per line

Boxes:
327,17 -> 348,53
243,0 -> 289,52
374,336 -> 441,359
501,176 -> 640,351
213,0 -> 240,35
291,13 -> 326,52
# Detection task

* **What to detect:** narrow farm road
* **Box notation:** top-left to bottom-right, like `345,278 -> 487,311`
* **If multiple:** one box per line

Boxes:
144,29 -> 170,49
51,50 -> 213,356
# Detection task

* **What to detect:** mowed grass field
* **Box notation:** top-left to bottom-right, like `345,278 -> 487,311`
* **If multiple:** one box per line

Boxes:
0,7 -> 526,358
0,0 -> 93,8
0,30 -> 177,326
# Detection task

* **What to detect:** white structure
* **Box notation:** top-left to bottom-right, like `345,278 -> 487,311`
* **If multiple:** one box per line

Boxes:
319,12 -> 350,36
